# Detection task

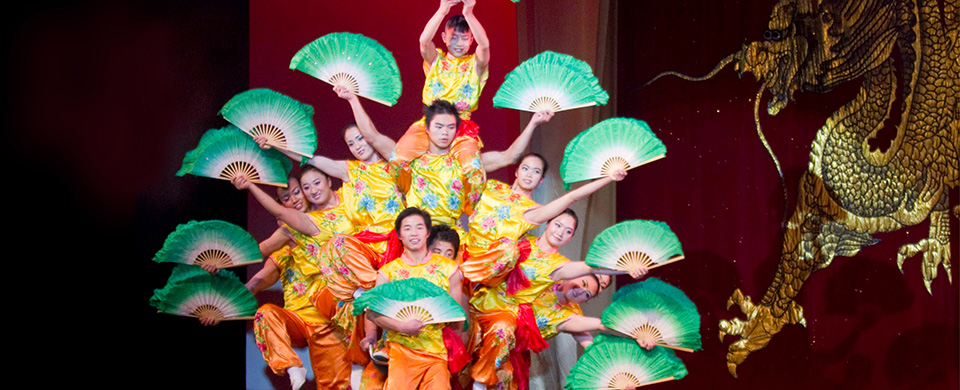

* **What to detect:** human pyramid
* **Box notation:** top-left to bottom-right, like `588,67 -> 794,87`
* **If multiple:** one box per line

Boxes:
150,1 -> 702,389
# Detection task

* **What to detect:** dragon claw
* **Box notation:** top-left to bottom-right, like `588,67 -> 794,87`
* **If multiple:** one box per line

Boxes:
898,238 -> 950,294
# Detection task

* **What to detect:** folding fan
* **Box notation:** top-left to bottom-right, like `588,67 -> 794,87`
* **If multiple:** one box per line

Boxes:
152,220 -> 262,269
585,220 -> 684,274
559,117 -> 665,189
289,32 -> 402,106
493,50 -> 608,112
177,126 -> 293,187
219,88 -> 318,158
565,334 -> 687,390
150,265 -> 257,321
601,278 -> 702,353
352,278 -> 465,325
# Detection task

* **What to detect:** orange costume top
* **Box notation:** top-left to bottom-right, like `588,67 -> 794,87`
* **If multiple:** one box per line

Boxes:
401,153 -> 482,229
379,254 -> 459,356
461,181 -> 541,285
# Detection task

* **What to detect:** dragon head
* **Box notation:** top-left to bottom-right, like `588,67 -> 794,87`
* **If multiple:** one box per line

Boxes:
733,0 -> 899,115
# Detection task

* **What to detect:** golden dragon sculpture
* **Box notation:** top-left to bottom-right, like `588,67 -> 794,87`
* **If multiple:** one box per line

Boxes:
651,0 -> 959,377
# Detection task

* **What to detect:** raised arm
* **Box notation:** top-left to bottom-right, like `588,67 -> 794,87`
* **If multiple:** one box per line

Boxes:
254,133 -> 349,181
259,228 -> 291,257
231,176 -> 320,236
335,86 -> 395,158
550,260 -> 649,281
481,110 -> 553,172
460,0 -> 489,76
523,168 -> 627,225
246,256 -> 281,295
420,0 -> 459,64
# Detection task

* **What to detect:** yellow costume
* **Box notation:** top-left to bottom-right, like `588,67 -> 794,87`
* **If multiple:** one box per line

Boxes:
468,236 -> 574,389
460,180 -> 540,286
378,254 -> 459,390
401,153 -> 482,230
254,246 -> 352,390
342,160 -> 405,253
393,49 -> 488,170
284,189 -> 356,271
254,193 -> 355,389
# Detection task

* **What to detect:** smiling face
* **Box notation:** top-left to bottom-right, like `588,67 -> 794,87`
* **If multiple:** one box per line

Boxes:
343,126 -> 375,162
277,177 -> 305,211
426,113 -> 457,152
514,155 -> 546,192
542,213 -> 577,248
299,169 -> 333,208
442,27 -> 474,58
560,275 -> 600,304
398,214 -> 430,252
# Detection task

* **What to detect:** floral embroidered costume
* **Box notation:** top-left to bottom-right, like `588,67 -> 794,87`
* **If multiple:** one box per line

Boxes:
393,49 -> 488,169
378,254 -> 460,390
400,152 -> 483,232
460,180 -> 541,287
467,236 -> 580,390
254,192 -> 356,390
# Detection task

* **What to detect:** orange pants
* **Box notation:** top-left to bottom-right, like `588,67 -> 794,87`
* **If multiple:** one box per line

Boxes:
461,240 -> 521,287
383,342 -> 451,390
469,311 -> 518,387
253,304 -> 351,390
358,361 -> 386,390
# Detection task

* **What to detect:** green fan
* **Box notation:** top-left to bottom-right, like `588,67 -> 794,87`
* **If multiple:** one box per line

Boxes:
219,88 -> 318,158
353,278 -> 465,325
602,278 -> 702,353
150,265 -> 257,321
565,334 -> 687,390
585,220 -> 684,274
560,118 -> 665,189
290,32 -> 402,106
493,51 -> 608,112
152,220 -> 262,269
177,126 -> 293,187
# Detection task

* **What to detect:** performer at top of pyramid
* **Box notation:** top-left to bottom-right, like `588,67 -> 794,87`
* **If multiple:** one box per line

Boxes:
392,0 -> 491,168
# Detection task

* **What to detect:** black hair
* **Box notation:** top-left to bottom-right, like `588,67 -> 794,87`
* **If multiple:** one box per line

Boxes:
427,224 -> 460,259
423,99 -> 461,130
299,164 -> 329,182
552,208 -> 580,233
395,207 -> 432,237
588,274 -> 602,296
341,122 -> 359,137
519,152 -> 549,177
445,15 -> 470,33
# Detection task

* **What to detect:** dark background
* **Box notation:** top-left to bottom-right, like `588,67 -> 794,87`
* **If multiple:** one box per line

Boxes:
10,0 -> 955,389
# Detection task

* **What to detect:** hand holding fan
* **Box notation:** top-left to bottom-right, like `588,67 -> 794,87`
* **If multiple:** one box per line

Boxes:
560,118 -> 665,189
177,126 -> 293,187
585,220 -> 684,275
602,277 -> 702,353
219,88 -> 318,158
493,50 -> 608,112
152,220 -> 262,269
150,265 -> 257,321
352,278 -> 465,325
565,334 -> 687,390
290,32 -> 402,106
